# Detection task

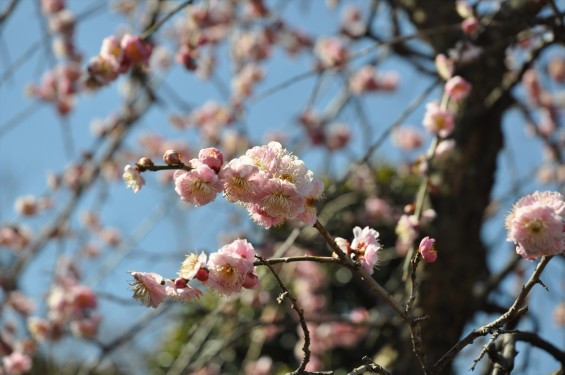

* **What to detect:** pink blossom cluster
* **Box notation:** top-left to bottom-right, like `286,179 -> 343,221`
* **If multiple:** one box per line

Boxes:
125,143 -> 323,228
26,63 -> 81,116
505,191 -> 565,260
26,0 -> 81,116
87,34 -> 152,87
28,270 -> 101,342
335,226 -> 382,274
220,142 -> 324,228
0,224 -> 31,252
129,239 -> 259,308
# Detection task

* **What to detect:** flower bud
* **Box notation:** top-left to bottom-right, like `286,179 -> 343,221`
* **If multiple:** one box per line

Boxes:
163,150 -> 182,165
418,236 -> 438,263
137,157 -> 154,169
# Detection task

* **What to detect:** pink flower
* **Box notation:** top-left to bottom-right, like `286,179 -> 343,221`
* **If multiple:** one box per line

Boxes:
445,76 -> 471,102
123,164 -> 145,193
220,158 -> 264,203
336,227 -> 381,274
165,279 -> 203,302
120,34 -> 152,69
297,178 -> 324,225
198,147 -> 224,173
350,226 -> 382,274
505,191 -> 565,260
418,236 -> 438,262
129,272 -> 167,308
173,160 -> 223,206
206,252 -> 249,295
259,178 -> 305,220
3,352 -> 32,375
219,238 -> 256,265
99,36 -> 122,64
206,239 -> 259,295
423,101 -> 455,138
178,252 -> 208,280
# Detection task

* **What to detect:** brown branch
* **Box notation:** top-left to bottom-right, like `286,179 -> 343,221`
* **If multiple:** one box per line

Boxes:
431,256 -> 554,374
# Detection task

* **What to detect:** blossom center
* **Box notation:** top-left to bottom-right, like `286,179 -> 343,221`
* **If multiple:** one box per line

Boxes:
525,218 -> 545,234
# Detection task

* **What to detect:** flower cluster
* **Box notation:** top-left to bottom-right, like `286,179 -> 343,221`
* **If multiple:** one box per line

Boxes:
505,191 -> 565,260
129,239 -> 259,308
87,34 -> 152,87
335,226 -> 382,274
222,142 -> 324,228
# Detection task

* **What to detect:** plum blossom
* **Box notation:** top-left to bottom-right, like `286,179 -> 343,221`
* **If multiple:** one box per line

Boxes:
220,158 -> 264,202
173,160 -> 223,206
164,279 -> 203,302
129,272 -> 167,308
222,142 -> 323,228
206,239 -> 258,295
178,252 -> 208,280
335,226 -> 382,274
423,101 -> 455,138
123,164 -> 145,193
505,191 -> 565,260
418,236 -> 438,262
445,76 -> 471,102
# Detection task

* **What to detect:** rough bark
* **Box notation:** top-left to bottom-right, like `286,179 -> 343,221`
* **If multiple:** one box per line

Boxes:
385,1 -> 547,373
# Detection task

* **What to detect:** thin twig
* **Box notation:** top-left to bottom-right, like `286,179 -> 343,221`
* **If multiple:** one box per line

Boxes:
256,255 -> 311,374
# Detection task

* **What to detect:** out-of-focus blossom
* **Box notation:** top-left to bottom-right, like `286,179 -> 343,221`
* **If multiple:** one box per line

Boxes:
435,53 -> 454,80
349,65 -> 398,95
314,37 -> 349,69
129,272 -> 167,308
445,76 -> 471,102
423,101 -> 455,138
392,126 -> 424,151
2,351 -> 32,375
395,214 -> 419,255
14,195 -> 39,216
505,191 -> 565,260
70,314 -> 100,338
554,301 -> 565,326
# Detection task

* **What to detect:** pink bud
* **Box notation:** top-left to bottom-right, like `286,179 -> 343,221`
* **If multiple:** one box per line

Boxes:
198,147 -> 224,173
